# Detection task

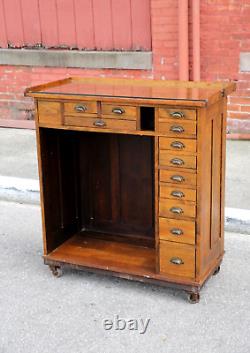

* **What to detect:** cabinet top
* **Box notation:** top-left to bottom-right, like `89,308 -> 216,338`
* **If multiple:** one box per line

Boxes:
25,77 -> 236,107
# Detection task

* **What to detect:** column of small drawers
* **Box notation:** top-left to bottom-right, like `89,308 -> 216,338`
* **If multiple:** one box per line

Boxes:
158,108 -> 197,279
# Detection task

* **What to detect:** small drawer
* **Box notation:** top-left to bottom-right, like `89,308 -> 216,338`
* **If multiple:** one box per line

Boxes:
101,104 -> 137,119
159,108 -> 196,121
159,199 -> 196,219
38,101 -> 61,126
159,241 -> 195,278
160,184 -> 196,202
160,169 -> 196,188
64,116 -> 136,131
159,217 -> 195,245
160,151 -> 197,170
158,120 -> 197,138
64,101 -> 97,115
159,137 -> 196,153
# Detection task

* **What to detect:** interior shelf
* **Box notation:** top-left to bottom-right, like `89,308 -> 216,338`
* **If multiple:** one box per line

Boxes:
46,232 -> 156,275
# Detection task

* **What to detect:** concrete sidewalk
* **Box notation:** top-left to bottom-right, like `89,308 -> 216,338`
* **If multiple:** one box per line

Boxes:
0,200 -> 249,353
0,127 -> 250,232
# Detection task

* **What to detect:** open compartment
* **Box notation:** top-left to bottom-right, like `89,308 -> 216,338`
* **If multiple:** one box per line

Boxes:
39,128 -> 156,273
140,107 -> 155,131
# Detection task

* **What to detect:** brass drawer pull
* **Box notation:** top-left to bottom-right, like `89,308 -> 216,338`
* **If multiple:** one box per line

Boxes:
112,107 -> 125,115
171,175 -> 185,182
170,125 -> 184,133
170,257 -> 184,265
171,228 -> 183,236
75,104 -> 87,112
171,158 -> 184,166
171,190 -> 184,198
170,111 -> 184,119
171,141 -> 185,149
170,207 -> 183,214
93,119 -> 106,127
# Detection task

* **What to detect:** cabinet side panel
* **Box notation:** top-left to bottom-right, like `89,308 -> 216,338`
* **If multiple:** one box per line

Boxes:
38,129 -> 79,254
196,102 -> 224,280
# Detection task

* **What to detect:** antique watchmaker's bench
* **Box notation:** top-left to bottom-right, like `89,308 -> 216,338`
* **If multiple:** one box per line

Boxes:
25,78 -> 235,303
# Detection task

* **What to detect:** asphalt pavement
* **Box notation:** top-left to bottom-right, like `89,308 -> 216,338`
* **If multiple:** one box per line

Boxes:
0,200 -> 250,353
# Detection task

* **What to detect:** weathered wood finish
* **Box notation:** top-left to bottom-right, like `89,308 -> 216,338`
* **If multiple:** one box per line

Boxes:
26,77 -> 235,302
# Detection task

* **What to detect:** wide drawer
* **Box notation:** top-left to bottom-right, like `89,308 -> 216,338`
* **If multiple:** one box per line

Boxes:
160,169 -> 197,188
64,116 -> 136,131
159,241 -> 195,278
159,151 -> 197,170
159,217 -> 195,245
159,137 -> 196,153
158,108 -> 196,121
158,120 -> 197,138
160,184 -> 196,202
64,101 -> 97,115
38,101 -> 61,126
159,199 -> 196,219
101,103 -> 137,119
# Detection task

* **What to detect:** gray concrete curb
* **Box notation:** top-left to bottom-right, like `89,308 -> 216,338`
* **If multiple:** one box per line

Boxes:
0,176 -> 249,234
0,176 -> 40,205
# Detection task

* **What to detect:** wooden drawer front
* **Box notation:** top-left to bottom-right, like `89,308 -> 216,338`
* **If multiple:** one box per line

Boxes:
38,101 -> 61,126
160,151 -> 196,170
159,108 -> 196,121
64,116 -> 136,131
160,184 -> 196,202
159,241 -> 195,278
159,218 -> 195,245
64,101 -> 97,115
158,120 -> 196,138
159,199 -> 196,219
160,169 -> 196,188
159,137 -> 196,153
101,104 -> 137,119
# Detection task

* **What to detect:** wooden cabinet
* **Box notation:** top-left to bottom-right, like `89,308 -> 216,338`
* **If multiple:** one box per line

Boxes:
25,77 -> 235,303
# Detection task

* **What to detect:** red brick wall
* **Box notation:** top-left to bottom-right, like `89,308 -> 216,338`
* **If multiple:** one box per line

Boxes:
200,0 -> 250,135
0,0 -> 249,135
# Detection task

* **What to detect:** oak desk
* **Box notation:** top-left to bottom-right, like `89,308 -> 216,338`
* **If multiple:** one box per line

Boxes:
25,77 -> 235,303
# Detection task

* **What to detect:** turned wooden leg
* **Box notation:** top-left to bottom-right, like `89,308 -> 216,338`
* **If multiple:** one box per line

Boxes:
49,265 -> 63,278
187,292 -> 200,304
213,265 -> 221,276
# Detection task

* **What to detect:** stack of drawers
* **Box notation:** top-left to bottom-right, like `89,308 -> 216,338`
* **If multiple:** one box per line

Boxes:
158,108 -> 197,279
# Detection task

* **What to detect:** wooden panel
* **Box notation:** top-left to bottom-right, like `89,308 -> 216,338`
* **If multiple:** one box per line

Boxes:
64,101 -> 98,115
159,241 -> 195,278
3,0 -> 24,47
158,120 -> 197,138
159,108 -> 197,121
159,199 -> 196,219
21,0 -> 41,45
0,0 -> 8,47
101,103 -> 137,119
131,0 -> 151,50
74,0 -> 94,49
56,0 -> 76,47
160,169 -> 197,188
160,151 -> 197,170
93,0 -> 113,50
159,218 -> 195,245
64,116 -> 136,131
160,184 -> 196,202
159,137 -> 196,153
78,133 -> 154,242
38,101 -> 61,126
111,0 -> 132,50
46,233 -> 155,274
39,0 -> 58,47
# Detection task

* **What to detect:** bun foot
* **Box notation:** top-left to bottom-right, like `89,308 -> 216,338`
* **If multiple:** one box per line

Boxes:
49,265 -> 63,278
213,265 -> 221,276
188,292 -> 200,304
